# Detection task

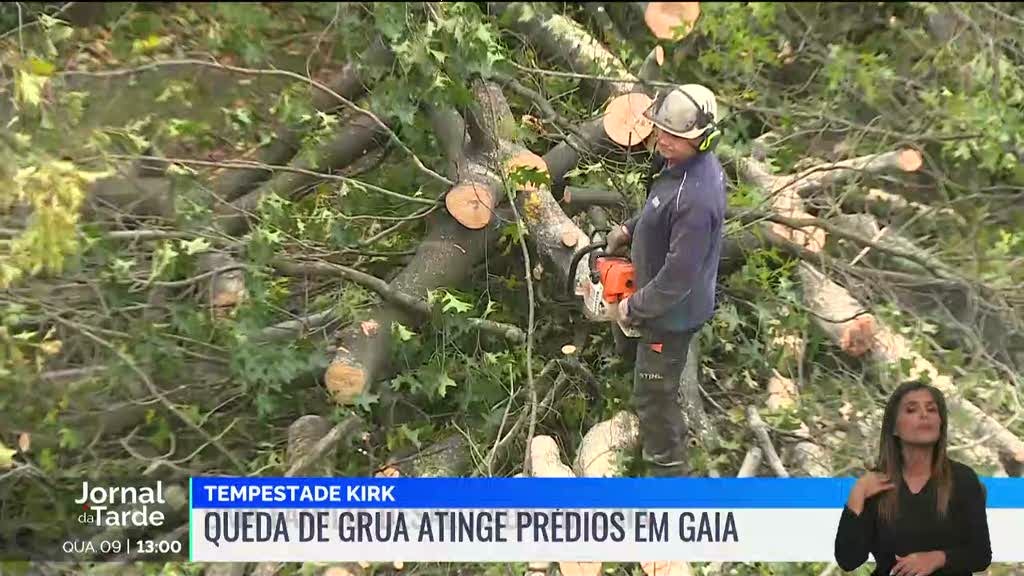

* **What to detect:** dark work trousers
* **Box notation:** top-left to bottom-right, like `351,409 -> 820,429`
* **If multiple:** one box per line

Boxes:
613,323 -> 698,476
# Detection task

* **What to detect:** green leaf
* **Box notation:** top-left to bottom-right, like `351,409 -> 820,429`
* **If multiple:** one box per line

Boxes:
353,391 -> 380,412
393,322 -> 416,341
441,291 -> 473,314
27,57 -> 56,77
391,373 -> 421,394
0,441 -> 16,470
398,424 -> 423,449
435,371 -> 457,399
15,71 -> 48,107
179,237 -> 211,256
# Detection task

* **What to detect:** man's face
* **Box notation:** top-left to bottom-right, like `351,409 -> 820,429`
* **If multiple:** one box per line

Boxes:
655,128 -> 698,163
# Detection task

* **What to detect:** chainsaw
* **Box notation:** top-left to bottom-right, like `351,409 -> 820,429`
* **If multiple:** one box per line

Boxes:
566,233 -> 641,338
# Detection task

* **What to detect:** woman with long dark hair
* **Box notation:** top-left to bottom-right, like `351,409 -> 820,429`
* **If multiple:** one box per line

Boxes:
834,381 -> 992,575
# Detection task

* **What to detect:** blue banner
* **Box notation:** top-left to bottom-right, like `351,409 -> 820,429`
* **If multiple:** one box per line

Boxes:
189,477 -> 1024,509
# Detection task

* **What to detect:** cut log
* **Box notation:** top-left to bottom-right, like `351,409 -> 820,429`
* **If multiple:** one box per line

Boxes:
445,183 -> 496,230
728,146 -> 1016,473
573,410 -> 640,477
798,262 -> 1023,473
530,435 -> 576,477
324,86 -> 538,403
199,252 -> 247,316
782,148 -> 924,197
527,436 -> 602,576
602,92 -> 655,147
643,2 -> 701,41
737,446 -> 763,477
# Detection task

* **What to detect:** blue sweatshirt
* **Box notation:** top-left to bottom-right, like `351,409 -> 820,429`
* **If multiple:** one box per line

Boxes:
623,152 -> 726,334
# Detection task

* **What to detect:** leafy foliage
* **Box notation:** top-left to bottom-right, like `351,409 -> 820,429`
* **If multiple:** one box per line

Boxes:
1,2 -> 1023,574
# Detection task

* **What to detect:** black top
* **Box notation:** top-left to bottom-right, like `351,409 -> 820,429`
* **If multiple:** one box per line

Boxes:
834,460 -> 992,575
622,151 -> 726,333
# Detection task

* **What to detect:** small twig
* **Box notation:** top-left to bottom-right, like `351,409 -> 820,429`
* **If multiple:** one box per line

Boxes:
357,204 -> 441,247
61,59 -> 453,186
746,406 -> 789,478
0,2 -> 77,41
150,264 -> 246,288
486,365 -> 517,476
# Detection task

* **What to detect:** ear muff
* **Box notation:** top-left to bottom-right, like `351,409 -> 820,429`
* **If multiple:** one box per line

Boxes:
697,126 -> 721,152
676,87 -> 721,154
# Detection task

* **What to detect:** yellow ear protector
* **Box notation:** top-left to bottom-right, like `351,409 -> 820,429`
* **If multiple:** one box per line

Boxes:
675,87 -> 722,153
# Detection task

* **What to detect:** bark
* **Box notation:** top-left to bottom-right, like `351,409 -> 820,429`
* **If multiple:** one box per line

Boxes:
560,186 -> 626,213
393,433 -> 471,478
572,410 -> 640,477
86,173 -> 176,221
680,336 -> 719,452
285,416 -> 363,476
489,3 -> 637,104
286,415 -> 334,476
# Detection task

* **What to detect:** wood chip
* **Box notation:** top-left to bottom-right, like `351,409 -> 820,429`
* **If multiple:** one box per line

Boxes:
360,320 -> 379,337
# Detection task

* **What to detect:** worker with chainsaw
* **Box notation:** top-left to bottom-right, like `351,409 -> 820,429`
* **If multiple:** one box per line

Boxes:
606,83 -> 727,477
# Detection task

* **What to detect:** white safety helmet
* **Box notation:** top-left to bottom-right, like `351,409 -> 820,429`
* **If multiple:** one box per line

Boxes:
644,84 -> 720,145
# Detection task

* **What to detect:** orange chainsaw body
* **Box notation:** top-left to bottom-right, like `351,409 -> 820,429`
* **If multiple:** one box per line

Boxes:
594,257 -> 636,304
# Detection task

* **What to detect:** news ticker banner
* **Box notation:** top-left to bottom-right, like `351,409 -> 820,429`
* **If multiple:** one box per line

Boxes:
190,477 -> 1024,563
1,476 -> 1020,563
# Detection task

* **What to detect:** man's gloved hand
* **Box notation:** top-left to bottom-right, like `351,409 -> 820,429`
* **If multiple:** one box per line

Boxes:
607,297 -> 636,327
606,224 -> 631,256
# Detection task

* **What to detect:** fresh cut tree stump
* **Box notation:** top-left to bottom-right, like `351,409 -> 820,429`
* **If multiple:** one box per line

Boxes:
644,2 -> 701,40
603,92 -> 655,147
